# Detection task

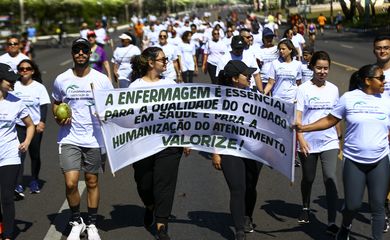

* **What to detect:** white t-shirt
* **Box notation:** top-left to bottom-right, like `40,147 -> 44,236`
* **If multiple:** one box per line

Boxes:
253,45 -> 279,83
252,32 -> 263,47
0,93 -> 29,166
178,42 -> 196,72
203,39 -> 228,67
94,28 -> 107,45
129,78 -> 177,88
0,53 -> 29,73
156,43 -> 179,80
52,69 -> 113,148
297,80 -> 340,153
268,58 -> 302,103
301,62 -> 314,83
146,30 -> 159,47
80,29 -> 89,40
13,80 -> 51,125
331,89 -> 390,163
167,36 -> 182,47
292,33 -> 305,56
223,36 -> 233,51
111,44 -> 141,81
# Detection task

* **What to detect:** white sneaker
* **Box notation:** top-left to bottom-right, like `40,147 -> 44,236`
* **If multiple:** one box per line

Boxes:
87,224 -> 101,240
67,217 -> 86,240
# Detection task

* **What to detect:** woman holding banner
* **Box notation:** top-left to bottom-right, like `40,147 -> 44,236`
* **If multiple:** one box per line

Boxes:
296,64 -> 390,240
129,46 -> 189,240
295,51 -> 341,235
212,60 -> 263,240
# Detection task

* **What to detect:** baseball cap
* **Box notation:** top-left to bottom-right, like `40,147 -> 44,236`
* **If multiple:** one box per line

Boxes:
263,27 -> 275,37
231,36 -> 246,50
72,38 -> 91,50
0,63 -> 18,84
224,60 -> 256,78
86,30 -> 96,38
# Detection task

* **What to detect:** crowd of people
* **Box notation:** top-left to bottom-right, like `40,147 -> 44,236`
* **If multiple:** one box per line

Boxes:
0,9 -> 389,240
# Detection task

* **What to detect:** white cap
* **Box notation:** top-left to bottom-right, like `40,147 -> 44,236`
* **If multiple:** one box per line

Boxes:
119,33 -> 132,41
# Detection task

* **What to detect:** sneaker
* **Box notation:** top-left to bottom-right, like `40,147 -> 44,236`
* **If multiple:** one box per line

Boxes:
384,217 -> 390,233
144,207 -> 154,229
243,216 -> 254,233
326,223 -> 339,236
67,217 -> 86,240
14,185 -> 25,200
156,225 -> 170,240
297,208 -> 310,223
29,180 -> 40,194
235,230 -> 246,240
335,225 -> 350,240
86,224 -> 101,240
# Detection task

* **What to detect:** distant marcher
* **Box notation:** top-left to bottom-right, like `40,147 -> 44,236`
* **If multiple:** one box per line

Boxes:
87,30 -> 112,81
178,31 -> 198,83
0,35 -> 29,73
317,13 -> 327,36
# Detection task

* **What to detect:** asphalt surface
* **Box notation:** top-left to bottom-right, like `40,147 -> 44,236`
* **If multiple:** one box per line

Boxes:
10,24 -> 381,240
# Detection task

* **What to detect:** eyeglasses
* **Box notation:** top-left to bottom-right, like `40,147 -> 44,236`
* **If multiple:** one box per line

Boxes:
72,46 -> 90,54
374,46 -> 390,51
370,75 -> 386,81
7,42 -> 19,46
155,57 -> 168,64
18,67 -> 33,72
212,32 -> 220,35
159,35 -> 168,39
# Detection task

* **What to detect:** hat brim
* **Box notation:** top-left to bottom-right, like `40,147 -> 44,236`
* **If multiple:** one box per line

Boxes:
243,67 -> 257,76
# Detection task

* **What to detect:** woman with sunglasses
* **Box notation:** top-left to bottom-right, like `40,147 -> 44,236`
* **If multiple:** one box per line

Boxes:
213,60 -> 262,240
0,62 -> 35,240
178,31 -> 198,83
86,30 -> 112,82
296,64 -> 390,240
13,59 -> 50,198
202,28 -> 228,84
129,47 -> 190,240
155,30 -> 182,83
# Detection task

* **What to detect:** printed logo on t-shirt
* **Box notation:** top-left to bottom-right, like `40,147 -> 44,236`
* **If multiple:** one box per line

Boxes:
65,84 -> 94,104
307,97 -> 333,110
352,100 -> 387,119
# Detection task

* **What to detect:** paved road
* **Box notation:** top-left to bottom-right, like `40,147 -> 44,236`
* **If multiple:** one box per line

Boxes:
12,27 -> 380,240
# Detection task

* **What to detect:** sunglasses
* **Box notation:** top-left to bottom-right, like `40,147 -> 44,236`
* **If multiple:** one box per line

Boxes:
7,42 -> 19,46
212,32 -> 220,35
155,57 -> 169,64
18,67 -> 33,72
370,75 -> 386,81
72,46 -> 90,54
159,35 -> 168,39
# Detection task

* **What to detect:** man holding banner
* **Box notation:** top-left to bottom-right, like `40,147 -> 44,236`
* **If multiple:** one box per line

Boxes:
52,38 -> 113,240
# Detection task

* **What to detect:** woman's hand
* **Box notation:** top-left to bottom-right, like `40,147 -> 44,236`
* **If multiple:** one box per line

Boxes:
36,121 -> 45,133
212,153 -> 222,170
19,141 -> 30,153
298,138 -> 310,157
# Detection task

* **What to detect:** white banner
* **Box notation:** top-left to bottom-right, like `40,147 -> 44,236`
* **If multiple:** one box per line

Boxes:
93,84 -> 296,182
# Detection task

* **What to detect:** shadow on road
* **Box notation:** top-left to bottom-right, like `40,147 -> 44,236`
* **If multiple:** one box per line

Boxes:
98,204 -> 145,231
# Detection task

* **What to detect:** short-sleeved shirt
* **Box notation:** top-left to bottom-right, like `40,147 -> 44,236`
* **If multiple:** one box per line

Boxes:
129,78 -> 177,88
331,89 -> 390,163
52,68 -> 113,148
156,43 -> 179,80
297,80 -> 339,153
253,45 -> 279,83
111,44 -> 141,81
89,46 -> 108,73
0,53 -> 29,73
268,58 -> 302,102
317,16 -> 327,26
13,80 -> 51,125
0,93 -> 29,166
301,62 -> 314,83
203,39 -> 228,66
178,42 -> 196,72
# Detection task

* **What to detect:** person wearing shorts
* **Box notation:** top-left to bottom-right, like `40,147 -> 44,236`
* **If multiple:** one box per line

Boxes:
52,38 -> 113,240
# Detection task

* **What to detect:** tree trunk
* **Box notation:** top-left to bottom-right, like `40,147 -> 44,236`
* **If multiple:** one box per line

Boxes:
370,1 -> 376,19
356,1 -> 365,17
339,0 -> 352,20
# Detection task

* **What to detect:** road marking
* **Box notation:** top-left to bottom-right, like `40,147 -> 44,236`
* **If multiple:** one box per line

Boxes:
60,59 -> 73,66
340,44 -> 354,49
43,181 -> 86,240
332,61 -> 358,71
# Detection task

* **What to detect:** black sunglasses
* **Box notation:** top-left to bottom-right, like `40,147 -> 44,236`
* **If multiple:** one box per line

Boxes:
18,67 -> 33,72
159,35 -> 168,39
72,46 -> 90,54
370,75 -> 386,82
155,57 -> 169,64
7,42 -> 19,46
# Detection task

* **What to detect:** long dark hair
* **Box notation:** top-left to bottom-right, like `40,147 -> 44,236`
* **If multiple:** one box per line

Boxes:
130,47 -> 163,81
17,59 -> 42,83
349,64 -> 381,91
278,39 -> 298,59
